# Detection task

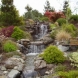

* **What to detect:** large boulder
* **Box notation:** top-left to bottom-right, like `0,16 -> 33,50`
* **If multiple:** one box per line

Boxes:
39,34 -> 53,45
5,57 -> 25,70
30,41 -> 43,45
34,55 -> 56,76
8,69 -> 20,78
17,39 -> 30,45
34,60 -> 47,69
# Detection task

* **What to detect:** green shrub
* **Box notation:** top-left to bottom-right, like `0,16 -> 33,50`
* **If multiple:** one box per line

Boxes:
62,24 -> 78,37
18,26 -> 32,40
39,16 -> 49,22
56,18 -> 66,26
58,70 -> 78,78
70,15 -> 78,22
41,45 -> 65,64
11,26 -> 25,40
3,40 -> 18,52
49,23 -> 56,30
50,30 -> 57,39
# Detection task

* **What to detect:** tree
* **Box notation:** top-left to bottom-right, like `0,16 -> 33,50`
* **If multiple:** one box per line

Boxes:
24,5 -> 42,20
25,5 -> 32,12
63,0 -> 71,24
66,7 -> 71,24
0,0 -> 23,26
44,11 -> 65,22
1,0 -> 13,13
32,10 -> 43,20
63,0 -> 69,15
44,0 -> 55,12
24,5 -> 33,20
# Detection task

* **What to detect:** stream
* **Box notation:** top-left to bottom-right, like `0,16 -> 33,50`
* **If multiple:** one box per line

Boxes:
21,23 -> 48,78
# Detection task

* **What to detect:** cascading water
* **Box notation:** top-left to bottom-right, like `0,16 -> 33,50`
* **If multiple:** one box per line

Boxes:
21,23 -> 48,78
39,24 -> 48,39
28,44 -> 44,53
27,41 -> 45,55
35,23 -> 48,39
27,23 -> 48,55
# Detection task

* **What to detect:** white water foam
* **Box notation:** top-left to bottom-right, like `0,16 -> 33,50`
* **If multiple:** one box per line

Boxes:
26,53 -> 39,56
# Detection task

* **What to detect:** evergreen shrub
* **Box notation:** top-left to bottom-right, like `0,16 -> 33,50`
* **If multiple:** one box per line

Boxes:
11,26 -> 25,40
56,18 -> 66,26
41,45 -> 65,64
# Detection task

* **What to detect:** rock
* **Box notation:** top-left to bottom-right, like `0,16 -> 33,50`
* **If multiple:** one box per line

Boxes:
17,58 -> 25,63
49,68 -> 54,74
3,71 -> 8,74
57,44 -> 69,52
12,55 -> 21,58
34,60 -> 46,69
0,71 -> 3,75
5,64 -> 15,69
39,34 -> 53,45
14,66 -> 18,70
18,64 -> 24,71
16,50 -> 20,52
8,69 -> 20,78
22,55 -> 26,60
17,39 -> 30,44
30,41 -> 43,45
14,64 -> 24,71
52,75 -> 60,78
1,66 -> 6,71
17,43 -> 24,48
5,59 -> 15,69
45,68 -> 54,75
43,37 -> 53,45
35,55 -> 43,60
47,64 -> 55,69
21,39 -> 30,42
20,39 -> 30,45
5,57 -> 25,69
23,41 -> 28,47
45,71 -> 50,74
64,52 -> 67,57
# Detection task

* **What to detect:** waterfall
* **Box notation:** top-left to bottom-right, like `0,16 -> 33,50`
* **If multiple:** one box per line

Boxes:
21,22 -> 48,78
25,23 -> 48,55
35,23 -> 48,39
28,44 -> 44,53
26,23 -> 48,54
26,41 -> 45,55
39,24 -> 47,39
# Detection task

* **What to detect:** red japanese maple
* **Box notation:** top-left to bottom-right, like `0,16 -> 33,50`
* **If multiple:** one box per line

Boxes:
44,11 -> 65,22
1,26 -> 14,37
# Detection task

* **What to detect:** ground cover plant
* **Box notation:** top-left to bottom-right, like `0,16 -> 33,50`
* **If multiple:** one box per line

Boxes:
3,40 -> 18,52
